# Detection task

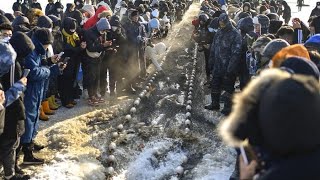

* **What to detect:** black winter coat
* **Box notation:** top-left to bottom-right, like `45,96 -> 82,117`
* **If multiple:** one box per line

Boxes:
310,8 -> 320,18
1,62 -> 25,138
257,149 -> 320,180
209,23 -> 242,76
83,26 -> 105,62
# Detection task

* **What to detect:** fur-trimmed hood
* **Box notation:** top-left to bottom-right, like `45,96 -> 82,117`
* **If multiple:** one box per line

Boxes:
219,68 -> 320,157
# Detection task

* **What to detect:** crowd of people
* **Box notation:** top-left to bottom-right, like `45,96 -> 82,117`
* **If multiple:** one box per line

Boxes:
191,0 -> 320,179
0,0 -> 320,179
0,0 -> 189,179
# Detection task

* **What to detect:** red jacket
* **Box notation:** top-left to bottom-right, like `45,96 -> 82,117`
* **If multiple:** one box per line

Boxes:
83,6 -> 107,30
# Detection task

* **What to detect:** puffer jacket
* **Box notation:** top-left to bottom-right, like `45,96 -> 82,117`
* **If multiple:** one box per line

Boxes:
209,22 -> 242,76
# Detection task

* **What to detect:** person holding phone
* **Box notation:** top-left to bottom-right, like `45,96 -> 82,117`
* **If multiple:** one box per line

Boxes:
0,42 -> 30,180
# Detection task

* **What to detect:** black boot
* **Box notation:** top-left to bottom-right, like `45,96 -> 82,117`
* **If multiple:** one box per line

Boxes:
204,92 -> 220,111
15,144 -> 25,175
6,174 -> 30,180
31,141 -> 45,151
22,143 -> 44,165
221,92 -> 232,116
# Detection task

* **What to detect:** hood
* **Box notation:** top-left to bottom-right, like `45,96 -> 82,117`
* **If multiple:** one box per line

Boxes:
48,15 -> 61,28
93,6 -> 108,19
0,15 -> 10,25
12,15 -> 30,27
305,34 -> 320,49
37,15 -> 53,28
9,31 -> 35,60
31,36 -> 46,56
238,16 -> 254,33
272,44 -> 311,68
0,43 -> 16,77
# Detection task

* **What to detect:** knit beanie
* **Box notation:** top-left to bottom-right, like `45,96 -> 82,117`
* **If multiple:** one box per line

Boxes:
81,4 -> 95,17
48,15 -> 61,28
149,18 -> 160,29
33,28 -> 54,45
272,44 -> 311,68
37,15 -> 53,29
238,16 -> 254,33
96,17 -> 111,31
261,39 -> 290,59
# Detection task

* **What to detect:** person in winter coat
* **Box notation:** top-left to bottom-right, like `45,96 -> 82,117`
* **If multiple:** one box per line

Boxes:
219,60 -> 320,179
12,0 -> 23,12
52,1 -> 64,19
74,0 -> 85,9
31,0 -> 42,10
205,13 -> 242,115
83,6 -> 112,30
310,2 -> 320,18
0,42 -> 29,180
123,10 -> 147,89
45,0 -> 56,16
192,13 -> 212,85
83,18 -> 112,105
281,1 -> 291,24
20,28 -> 64,165
59,17 -> 86,108
8,32 -> 35,176
101,15 -> 127,98
237,16 -> 258,90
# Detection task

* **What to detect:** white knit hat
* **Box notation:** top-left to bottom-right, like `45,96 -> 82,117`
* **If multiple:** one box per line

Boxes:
82,4 -> 95,17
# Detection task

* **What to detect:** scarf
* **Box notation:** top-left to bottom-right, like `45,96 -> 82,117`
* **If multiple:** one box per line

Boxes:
62,28 -> 80,47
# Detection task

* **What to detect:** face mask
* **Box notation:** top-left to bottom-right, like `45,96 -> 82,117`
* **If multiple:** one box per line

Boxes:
76,2 -> 80,5
57,8 -> 62,12
48,28 -> 52,33
1,37 -> 11,43
111,26 -> 118,31
208,27 -> 214,32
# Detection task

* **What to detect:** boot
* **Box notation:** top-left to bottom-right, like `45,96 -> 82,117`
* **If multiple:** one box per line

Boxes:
47,96 -> 58,110
42,101 -> 55,115
39,106 -> 49,121
221,92 -> 232,116
50,95 -> 61,108
6,174 -> 31,180
22,143 -> 44,165
15,144 -> 24,175
204,92 -> 220,111
31,141 -> 45,151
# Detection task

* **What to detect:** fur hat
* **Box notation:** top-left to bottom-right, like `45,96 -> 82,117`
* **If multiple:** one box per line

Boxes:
261,39 -> 290,59
272,44 -> 311,68
98,10 -> 113,18
219,68 -> 320,157
33,28 -> 54,45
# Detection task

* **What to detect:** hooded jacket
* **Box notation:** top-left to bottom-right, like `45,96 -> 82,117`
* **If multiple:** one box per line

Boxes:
209,14 -> 242,76
83,6 -> 108,30
12,15 -> 31,33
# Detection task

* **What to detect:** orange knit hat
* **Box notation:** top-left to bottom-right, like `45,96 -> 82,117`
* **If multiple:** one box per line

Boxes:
272,44 -> 311,68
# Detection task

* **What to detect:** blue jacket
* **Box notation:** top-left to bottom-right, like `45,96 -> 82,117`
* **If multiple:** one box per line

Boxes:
21,37 -> 59,143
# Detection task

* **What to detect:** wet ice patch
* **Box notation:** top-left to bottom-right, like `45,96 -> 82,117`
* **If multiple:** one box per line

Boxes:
125,139 -> 187,180
192,146 -> 236,180
31,153 -> 105,180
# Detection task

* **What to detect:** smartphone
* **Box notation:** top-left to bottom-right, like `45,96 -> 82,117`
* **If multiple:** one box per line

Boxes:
240,145 -> 249,165
58,52 -> 64,58
22,69 -> 30,78
63,57 -> 70,64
